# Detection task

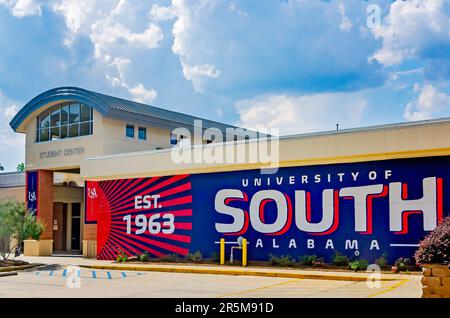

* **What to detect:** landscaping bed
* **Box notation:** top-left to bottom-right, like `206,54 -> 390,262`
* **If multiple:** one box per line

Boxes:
115,250 -> 421,274
0,259 -> 29,267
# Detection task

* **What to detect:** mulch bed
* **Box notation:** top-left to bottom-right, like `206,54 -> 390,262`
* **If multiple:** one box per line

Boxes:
0,260 -> 29,267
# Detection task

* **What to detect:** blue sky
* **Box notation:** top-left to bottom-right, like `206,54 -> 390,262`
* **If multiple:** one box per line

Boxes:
1,0 -> 450,171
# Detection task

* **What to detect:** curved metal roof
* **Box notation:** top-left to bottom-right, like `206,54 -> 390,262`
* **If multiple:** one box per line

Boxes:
9,87 -> 248,135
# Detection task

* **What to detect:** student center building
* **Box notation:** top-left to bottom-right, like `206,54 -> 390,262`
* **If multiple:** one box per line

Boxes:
1,86 -> 449,263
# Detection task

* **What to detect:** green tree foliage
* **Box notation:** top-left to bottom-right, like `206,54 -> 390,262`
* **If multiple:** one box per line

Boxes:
16,163 -> 25,172
0,199 -> 44,260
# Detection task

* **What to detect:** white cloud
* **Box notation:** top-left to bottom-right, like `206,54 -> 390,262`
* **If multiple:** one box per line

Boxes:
235,92 -> 368,135
128,83 -> 157,104
404,84 -> 450,121
51,0 -> 161,102
0,90 -> 25,171
0,0 -> 42,17
371,0 -> 450,66
153,0 -> 222,93
150,3 -> 177,22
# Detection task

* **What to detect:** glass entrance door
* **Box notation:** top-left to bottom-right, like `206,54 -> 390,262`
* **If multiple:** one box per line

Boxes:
71,203 -> 81,250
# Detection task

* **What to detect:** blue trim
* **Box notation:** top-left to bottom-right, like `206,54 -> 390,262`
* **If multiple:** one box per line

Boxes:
10,87 -> 110,132
9,86 -> 255,137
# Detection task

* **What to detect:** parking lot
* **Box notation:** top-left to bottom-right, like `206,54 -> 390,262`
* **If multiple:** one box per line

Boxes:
0,264 -> 422,298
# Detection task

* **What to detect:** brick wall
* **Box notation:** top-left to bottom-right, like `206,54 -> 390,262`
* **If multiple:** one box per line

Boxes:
37,170 -> 54,240
83,223 -> 97,241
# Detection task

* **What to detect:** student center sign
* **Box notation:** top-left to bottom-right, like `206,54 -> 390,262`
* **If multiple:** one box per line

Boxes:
4,87 -> 450,263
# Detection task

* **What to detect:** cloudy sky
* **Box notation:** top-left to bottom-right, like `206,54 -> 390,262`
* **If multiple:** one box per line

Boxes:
1,0 -> 450,171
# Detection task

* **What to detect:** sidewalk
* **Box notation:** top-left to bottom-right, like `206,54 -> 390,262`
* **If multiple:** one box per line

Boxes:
16,255 -> 420,282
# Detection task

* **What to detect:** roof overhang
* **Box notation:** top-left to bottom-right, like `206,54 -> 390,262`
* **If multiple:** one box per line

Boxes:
9,87 -> 110,133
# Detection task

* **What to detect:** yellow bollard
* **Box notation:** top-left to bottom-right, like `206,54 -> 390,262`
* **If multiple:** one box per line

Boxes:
220,238 -> 225,265
242,238 -> 247,267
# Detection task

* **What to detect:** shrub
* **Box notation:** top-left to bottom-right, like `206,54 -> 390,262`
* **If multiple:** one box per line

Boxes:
161,253 -> 179,262
115,249 -> 128,263
349,259 -> 369,271
298,254 -> 322,266
139,252 -> 150,262
331,251 -> 349,267
0,200 -> 44,260
375,253 -> 389,268
268,254 -> 295,267
414,216 -> 450,265
394,257 -> 410,272
187,251 -> 203,262
209,252 -> 220,262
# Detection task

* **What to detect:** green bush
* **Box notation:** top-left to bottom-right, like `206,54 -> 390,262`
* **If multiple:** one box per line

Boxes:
187,251 -> 203,262
268,254 -> 295,267
139,252 -> 150,262
298,254 -> 318,266
0,199 -> 44,260
349,259 -> 369,271
209,252 -> 220,262
394,257 -> 410,272
375,253 -> 389,268
331,251 -> 349,266
115,249 -> 128,263
161,253 -> 179,262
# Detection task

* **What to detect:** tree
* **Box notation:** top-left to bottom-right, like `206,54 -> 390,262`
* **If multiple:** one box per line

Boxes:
0,199 -> 44,260
16,163 -> 25,172
0,163 -> 4,171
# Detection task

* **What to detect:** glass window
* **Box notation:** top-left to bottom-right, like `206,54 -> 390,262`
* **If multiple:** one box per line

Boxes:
170,133 -> 178,145
50,127 -> 60,140
39,109 -> 50,129
126,124 -> 135,138
80,122 -> 91,136
60,125 -> 68,139
69,103 -> 80,124
69,124 -> 79,138
35,102 -> 93,143
61,104 -> 69,125
138,127 -> 147,140
39,128 -> 49,142
50,105 -> 61,127
80,104 -> 91,122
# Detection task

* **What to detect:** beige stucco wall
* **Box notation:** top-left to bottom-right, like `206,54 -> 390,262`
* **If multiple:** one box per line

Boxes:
81,119 -> 450,181
0,186 -> 25,202
22,104 -> 192,171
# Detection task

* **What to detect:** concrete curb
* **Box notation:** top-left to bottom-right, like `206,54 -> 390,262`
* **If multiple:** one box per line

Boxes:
0,264 -> 41,272
0,271 -> 18,277
83,264 -> 401,282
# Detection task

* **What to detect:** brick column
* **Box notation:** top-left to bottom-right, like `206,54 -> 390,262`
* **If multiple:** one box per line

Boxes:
37,170 -> 54,240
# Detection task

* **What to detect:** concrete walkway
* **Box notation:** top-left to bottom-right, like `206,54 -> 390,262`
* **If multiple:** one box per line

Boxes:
15,255 -> 420,282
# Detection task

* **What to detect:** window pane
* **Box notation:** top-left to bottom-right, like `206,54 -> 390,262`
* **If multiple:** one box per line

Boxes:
126,124 -> 134,138
170,133 -> 177,145
80,104 -> 91,122
60,125 -> 68,139
69,123 -> 79,138
69,103 -> 80,124
61,104 -> 69,125
50,105 -> 61,127
51,127 -> 60,140
80,122 -> 90,136
39,109 -> 50,129
39,128 -> 49,142
138,127 -> 146,140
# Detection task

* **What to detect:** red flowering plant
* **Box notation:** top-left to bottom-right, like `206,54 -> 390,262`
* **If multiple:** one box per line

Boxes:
414,216 -> 450,266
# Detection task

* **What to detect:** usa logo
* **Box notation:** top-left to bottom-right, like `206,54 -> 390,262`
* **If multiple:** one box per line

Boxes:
88,188 -> 97,200
28,191 -> 36,202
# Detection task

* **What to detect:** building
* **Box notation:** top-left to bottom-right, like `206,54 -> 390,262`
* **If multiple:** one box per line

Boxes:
2,86 -> 450,263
